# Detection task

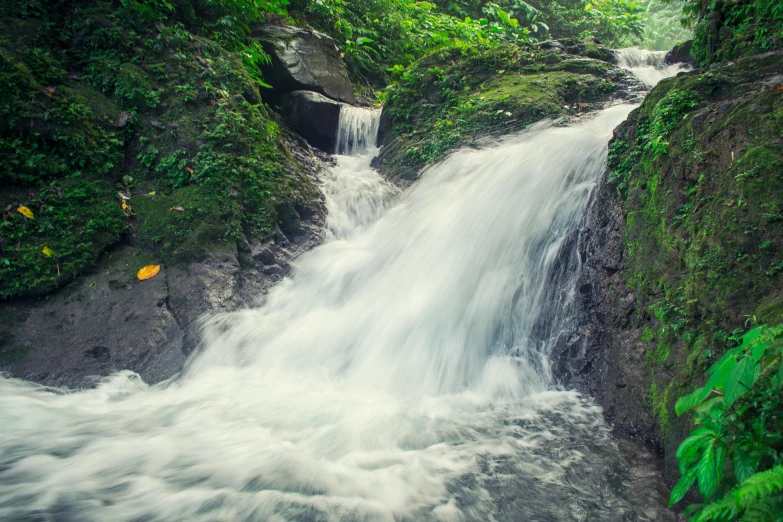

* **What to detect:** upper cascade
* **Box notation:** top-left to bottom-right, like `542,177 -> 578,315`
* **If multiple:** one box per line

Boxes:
614,47 -> 689,89
335,105 -> 381,156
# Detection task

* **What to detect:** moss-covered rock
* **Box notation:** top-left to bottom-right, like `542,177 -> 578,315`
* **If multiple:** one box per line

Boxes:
0,0 -> 322,300
560,50 -> 783,484
376,41 -> 635,179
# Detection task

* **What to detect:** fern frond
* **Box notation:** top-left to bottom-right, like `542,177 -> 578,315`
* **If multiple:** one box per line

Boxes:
692,466 -> 783,522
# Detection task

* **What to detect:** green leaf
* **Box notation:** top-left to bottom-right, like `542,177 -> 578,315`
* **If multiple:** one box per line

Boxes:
739,325 -> 766,349
705,356 -> 737,391
676,387 -> 710,416
732,447 -> 757,483
751,342 -> 766,362
724,357 -> 760,407
697,443 -> 718,499
670,465 -> 698,506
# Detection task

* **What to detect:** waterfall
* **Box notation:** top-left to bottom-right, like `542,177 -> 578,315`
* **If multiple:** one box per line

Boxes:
335,105 -> 382,156
0,105 -> 672,521
615,47 -> 690,88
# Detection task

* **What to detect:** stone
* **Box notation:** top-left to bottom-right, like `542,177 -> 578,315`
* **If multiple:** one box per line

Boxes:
279,90 -> 342,152
252,24 -> 355,104
664,40 -> 695,67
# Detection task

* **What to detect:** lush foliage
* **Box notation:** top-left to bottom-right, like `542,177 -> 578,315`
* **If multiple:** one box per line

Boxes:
685,0 -> 783,65
0,0 -> 316,299
670,325 -> 783,521
290,0 -> 648,86
634,0 -> 691,51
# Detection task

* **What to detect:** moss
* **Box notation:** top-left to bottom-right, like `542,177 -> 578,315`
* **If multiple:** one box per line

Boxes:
379,41 -> 626,178
608,52 -> 783,449
0,0 -> 319,299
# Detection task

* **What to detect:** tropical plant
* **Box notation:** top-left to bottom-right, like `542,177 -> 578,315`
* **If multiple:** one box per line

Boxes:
670,324 -> 783,521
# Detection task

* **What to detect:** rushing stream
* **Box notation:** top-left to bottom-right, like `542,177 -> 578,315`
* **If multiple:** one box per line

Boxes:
0,55 -> 685,521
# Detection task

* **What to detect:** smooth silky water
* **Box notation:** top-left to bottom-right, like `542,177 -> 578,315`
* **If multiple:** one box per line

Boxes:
0,66 -> 683,521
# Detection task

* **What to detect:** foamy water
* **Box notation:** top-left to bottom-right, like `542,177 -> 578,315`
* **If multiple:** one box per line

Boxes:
615,47 -> 690,88
0,104 -> 674,520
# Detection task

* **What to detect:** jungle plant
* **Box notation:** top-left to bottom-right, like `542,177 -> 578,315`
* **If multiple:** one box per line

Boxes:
670,324 -> 783,521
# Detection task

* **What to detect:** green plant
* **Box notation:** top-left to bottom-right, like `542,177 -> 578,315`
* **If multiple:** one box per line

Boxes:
670,324 -> 783,520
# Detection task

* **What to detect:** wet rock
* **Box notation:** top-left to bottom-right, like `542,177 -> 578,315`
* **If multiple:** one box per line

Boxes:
253,246 -> 276,266
664,40 -> 695,67
279,90 -> 342,152
252,24 -> 355,104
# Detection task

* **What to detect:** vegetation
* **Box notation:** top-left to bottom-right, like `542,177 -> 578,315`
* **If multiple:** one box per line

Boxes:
684,0 -> 783,65
0,0 -> 316,299
289,0 -> 650,86
380,40 -> 622,176
670,325 -> 783,521
606,45 -> 783,519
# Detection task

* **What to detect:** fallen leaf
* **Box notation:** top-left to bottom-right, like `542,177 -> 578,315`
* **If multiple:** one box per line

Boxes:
17,206 -> 34,219
777,86 -> 783,92
170,206 -> 185,212
186,167 -> 194,174
121,200 -> 135,216
42,246 -> 54,257
137,265 -> 161,281
43,86 -> 56,97
148,191 -> 156,195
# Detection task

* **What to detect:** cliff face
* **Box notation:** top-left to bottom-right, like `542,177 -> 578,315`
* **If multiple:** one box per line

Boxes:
553,50 -> 783,482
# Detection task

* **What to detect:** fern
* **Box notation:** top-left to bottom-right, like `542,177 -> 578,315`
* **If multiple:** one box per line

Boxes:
691,466 -> 783,522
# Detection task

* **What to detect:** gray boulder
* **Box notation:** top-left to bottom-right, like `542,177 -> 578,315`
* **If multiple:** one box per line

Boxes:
279,90 -> 342,152
253,24 -> 355,104
665,40 -> 695,67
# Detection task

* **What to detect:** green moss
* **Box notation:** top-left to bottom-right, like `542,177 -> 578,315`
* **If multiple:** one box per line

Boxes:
608,52 -> 783,448
0,0 -> 319,300
648,381 -> 673,438
380,41 -> 624,178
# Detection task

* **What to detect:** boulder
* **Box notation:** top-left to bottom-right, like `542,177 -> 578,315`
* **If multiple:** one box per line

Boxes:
664,40 -> 695,67
252,24 -> 355,104
279,90 -> 342,152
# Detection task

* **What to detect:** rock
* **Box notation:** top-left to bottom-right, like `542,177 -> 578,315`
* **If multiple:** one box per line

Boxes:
253,246 -> 276,266
664,40 -> 695,67
252,24 -> 355,104
539,41 -> 565,51
279,90 -> 342,152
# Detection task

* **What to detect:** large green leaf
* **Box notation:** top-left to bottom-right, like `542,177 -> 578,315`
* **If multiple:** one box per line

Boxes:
724,357 -> 760,407
697,443 -> 718,499
669,465 -> 698,506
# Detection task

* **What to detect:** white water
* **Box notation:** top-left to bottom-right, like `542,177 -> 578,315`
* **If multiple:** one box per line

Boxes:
0,105 -> 673,521
615,47 -> 690,88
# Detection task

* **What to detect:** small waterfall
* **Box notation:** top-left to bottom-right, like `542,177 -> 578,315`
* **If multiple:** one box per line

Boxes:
0,105 -> 672,521
324,105 -> 398,239
615,47 -> 690,88
335,105 -> 381,156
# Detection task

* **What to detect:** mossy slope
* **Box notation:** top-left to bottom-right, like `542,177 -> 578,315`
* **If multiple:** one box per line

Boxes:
603,50 -> 783,466
376,40 -> 631,179
0,0 -> 319,300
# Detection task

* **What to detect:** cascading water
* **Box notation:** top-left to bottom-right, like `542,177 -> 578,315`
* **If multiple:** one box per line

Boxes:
0,103 -> 674,521
615,47 -> 690,88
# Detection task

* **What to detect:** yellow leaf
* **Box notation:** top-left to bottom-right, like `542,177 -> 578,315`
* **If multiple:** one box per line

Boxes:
148,191 -> 156,195
186,167 -> 194,174
121,200 -> 130,210
17,206 -> 34,219
42,246 -> 54,257
137,265 -> 161,281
